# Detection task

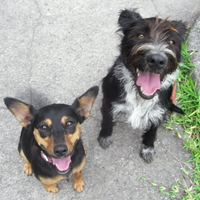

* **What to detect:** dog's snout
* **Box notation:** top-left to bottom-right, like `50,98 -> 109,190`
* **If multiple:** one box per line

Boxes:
54,145 -> 68,157
147,54 -> 166,70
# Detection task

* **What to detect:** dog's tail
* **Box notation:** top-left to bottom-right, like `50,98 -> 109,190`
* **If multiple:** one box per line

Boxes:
169,104 -> 185,114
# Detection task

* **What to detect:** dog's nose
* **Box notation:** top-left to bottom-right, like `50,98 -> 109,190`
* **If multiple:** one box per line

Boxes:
54,145 -> 68,156
147,54 -> 166,70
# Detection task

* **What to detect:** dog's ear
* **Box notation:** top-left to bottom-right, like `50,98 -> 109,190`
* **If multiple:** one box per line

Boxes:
4,97 -> 36,127
172,21 -> 187,39
118,9 -> 142,34
72,86 -> 99,123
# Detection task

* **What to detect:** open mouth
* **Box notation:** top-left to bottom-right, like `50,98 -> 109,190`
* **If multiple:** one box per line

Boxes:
136,69 -> 161,99
52,155 -> 72,174
41,151 -> 72,174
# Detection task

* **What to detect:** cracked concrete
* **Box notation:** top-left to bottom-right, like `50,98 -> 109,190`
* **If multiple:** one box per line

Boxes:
0,0 -> 199,199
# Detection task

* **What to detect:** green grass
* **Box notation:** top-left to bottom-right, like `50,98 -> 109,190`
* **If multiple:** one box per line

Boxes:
141,42 -> 200,199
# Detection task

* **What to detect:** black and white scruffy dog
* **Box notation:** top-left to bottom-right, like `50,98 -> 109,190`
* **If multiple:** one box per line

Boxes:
98,9 -> 186,163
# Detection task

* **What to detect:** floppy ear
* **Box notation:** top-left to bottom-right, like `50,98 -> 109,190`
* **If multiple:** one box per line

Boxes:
172,21 -> 187,39
4,97 -> 36,127
118,9 -> 142,34
72,86 -> 99,123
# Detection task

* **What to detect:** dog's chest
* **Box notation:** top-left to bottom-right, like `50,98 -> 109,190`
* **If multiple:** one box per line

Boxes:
112,88 -> 166,130
112,64 -> 166,130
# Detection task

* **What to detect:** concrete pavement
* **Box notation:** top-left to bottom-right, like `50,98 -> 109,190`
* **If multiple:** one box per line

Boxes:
0,0 -> 199,199
188,15 -> 200,89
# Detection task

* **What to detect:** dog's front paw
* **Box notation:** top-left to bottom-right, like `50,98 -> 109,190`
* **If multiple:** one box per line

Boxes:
73,172 -> 84,192
23,161 -> 33,175
140,146 -> 155,163
98,136 -> 112,148
43,183 -> 59,193
73,179 -> 84,192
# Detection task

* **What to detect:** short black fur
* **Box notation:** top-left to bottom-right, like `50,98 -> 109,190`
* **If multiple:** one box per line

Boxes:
4,86 -> 99,193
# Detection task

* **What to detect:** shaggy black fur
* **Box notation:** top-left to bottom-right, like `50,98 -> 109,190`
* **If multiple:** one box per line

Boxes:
98,9 -> 186,163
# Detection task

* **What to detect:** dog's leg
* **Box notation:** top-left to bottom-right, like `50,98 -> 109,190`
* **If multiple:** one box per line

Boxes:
72,156 -> 85,192
19,150 -> 33,175
98,100 -> 113,148
42,183 -> 59,193
23,160 -> 33,176
39,176 -> 65,193
73,171 -> 84,192
140,126 -> 157,163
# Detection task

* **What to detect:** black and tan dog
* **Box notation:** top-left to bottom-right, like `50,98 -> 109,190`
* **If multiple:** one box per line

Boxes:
98,9 -> 186,163
4,86 -> 98,193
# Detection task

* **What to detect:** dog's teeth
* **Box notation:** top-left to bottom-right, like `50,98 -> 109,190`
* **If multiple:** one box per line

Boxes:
41,151 -> 48,162
136,69 -> 140,76
141,88 -> 147,95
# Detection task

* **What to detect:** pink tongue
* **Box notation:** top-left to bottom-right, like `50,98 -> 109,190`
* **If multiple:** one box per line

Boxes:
136,71 -> 161,95
52,156 -> 71,172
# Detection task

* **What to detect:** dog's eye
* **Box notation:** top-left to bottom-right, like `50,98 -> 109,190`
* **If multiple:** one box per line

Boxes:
66,121 -> 73,127
40,125 -> 48,131
169,40 -> 175,45
137,34 -> 144,39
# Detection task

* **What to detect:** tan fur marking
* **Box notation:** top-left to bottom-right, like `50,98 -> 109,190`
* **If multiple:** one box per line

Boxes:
24,160 -> 33,175
73,172 -> 84,192
72,156 -> 86,175
83,146 -> 87,154
44,119 -> 52,126
19,149 -> 33,175
65,123 -> 81,152
33,129 -> 54,155
72,156 -> 85,192
169,27 -> 178,33
39,175 -> 66,193
19,149 -> 26,159
61,116 -> 68,124
39,175 -> 65,185
77,96 -> 95,118
42,183 -> 59,193
10,103 -> 33,127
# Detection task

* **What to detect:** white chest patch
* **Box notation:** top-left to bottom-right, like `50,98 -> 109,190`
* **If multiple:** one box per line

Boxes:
112,63 -> 178,130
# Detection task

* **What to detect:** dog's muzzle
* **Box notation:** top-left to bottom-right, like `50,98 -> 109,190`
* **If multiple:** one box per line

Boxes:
147,54 -> 166,70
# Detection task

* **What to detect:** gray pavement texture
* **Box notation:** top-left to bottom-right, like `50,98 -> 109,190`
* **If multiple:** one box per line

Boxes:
0,1 -> 199,200
188,15 -> 200,89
